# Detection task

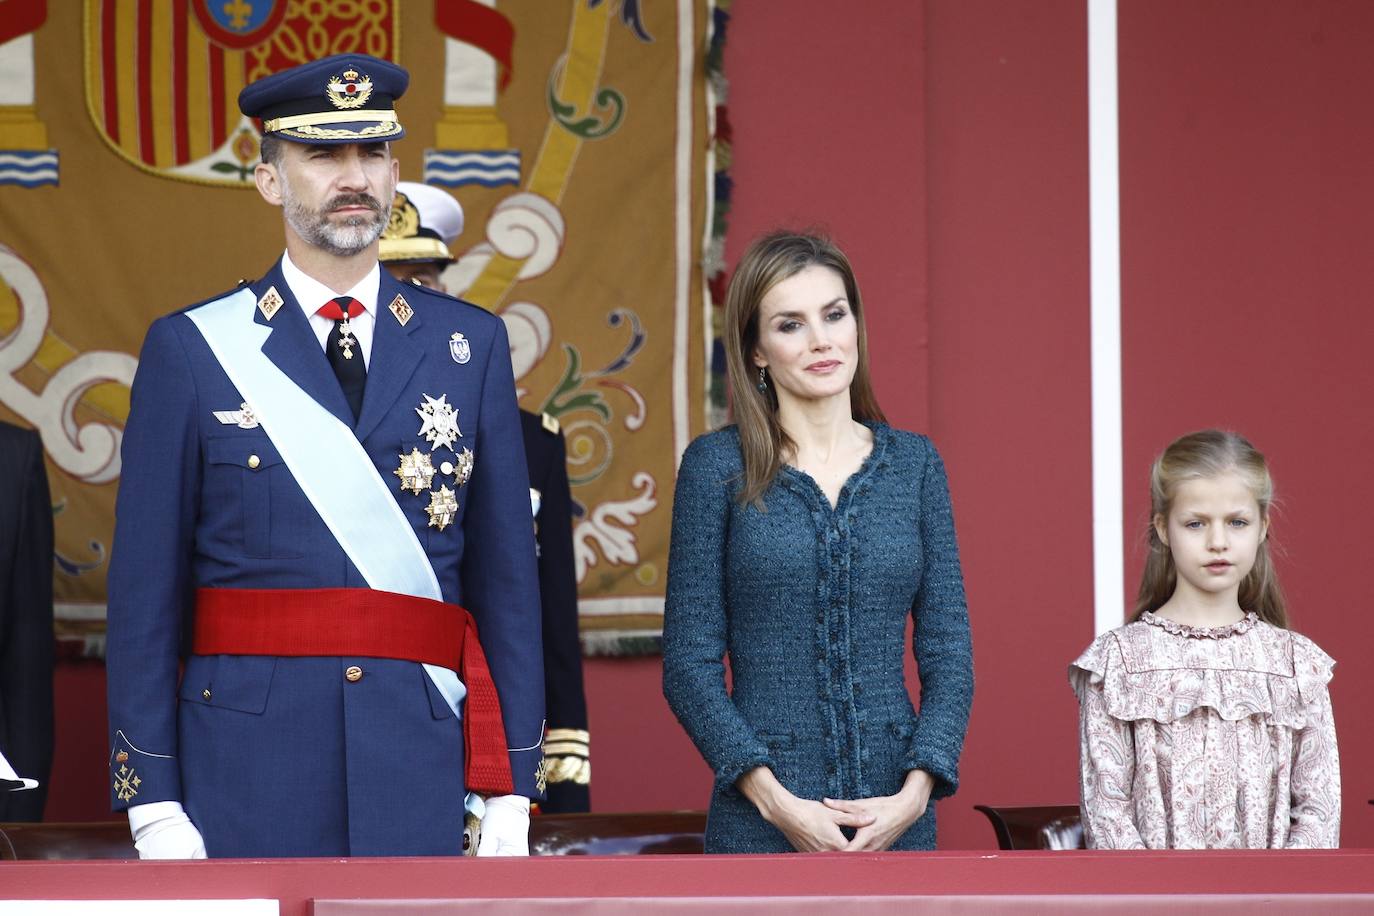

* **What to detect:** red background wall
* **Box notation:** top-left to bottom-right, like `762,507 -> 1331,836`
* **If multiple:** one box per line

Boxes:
46,0 -> 1374,850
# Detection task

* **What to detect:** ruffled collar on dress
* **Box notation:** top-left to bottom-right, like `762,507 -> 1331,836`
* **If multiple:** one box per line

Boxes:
1141,610 -> 1258,640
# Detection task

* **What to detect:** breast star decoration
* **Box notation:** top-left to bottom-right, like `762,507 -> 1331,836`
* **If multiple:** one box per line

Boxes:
425,485 -> 459,531
394,447 -> 437,496
438,447 -> 475,486
452,447 -> 474,486
416,393 -> 462,451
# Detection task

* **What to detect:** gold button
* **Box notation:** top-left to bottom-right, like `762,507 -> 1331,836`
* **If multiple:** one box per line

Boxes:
202,689 -> 212,701
247,454 -> 261,470
345,666 -> 363,682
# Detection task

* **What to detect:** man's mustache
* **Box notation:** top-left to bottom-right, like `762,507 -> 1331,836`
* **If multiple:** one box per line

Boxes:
326,194 -> 383,213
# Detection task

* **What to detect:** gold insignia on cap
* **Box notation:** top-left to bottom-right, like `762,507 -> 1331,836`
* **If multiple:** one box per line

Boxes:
389,293 -> 413,326
113,764 -> 142,802
425,485 -> 459,531
115,750 -> 129,763
383,193 -> 420,241
541,412 -> 560,435
394,447 -> 437,496
326,68 -> 374,110
258,286 -> 284,321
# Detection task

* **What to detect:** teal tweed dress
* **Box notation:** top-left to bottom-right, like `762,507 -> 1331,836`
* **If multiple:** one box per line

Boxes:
662,423 -> 974,853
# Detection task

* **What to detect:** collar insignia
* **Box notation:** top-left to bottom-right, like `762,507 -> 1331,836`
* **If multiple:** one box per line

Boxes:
257,286 -> 284,320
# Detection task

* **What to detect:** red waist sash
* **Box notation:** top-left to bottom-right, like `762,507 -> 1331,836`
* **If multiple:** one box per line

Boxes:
193,587 -> 513,796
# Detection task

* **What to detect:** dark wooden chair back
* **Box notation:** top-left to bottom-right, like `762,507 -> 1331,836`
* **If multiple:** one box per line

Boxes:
973,804 -> 1085,850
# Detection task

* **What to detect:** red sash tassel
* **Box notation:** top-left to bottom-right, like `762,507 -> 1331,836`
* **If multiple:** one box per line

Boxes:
193,587 -> 514,796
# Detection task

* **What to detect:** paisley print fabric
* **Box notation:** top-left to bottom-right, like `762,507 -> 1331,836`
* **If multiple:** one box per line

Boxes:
1069,613 -> 1340,849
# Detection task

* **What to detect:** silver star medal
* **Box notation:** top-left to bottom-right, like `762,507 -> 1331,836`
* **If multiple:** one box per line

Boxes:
416,393 -> 462,451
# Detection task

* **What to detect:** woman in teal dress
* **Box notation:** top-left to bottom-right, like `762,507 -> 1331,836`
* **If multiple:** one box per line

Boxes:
662,231 -> 974,853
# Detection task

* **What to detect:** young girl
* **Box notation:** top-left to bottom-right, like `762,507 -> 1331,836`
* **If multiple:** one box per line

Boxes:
1070,430 -> 1340,849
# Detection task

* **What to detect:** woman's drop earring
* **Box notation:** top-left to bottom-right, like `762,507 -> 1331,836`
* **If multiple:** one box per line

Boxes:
757,367 -> 768,393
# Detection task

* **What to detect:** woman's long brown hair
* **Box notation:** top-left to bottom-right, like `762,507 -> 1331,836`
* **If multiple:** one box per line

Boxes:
1132,429 -> 1288,628
723,231 -> 886,507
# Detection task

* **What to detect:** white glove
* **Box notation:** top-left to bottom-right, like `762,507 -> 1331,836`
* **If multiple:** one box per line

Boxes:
475,794 -> 530,857
128,801 -> 208,859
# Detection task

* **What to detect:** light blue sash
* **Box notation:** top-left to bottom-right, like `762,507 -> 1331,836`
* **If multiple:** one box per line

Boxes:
186,289 -> 467,715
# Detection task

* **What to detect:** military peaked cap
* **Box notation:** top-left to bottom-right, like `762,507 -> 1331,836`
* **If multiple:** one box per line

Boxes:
238,53 -> 408,145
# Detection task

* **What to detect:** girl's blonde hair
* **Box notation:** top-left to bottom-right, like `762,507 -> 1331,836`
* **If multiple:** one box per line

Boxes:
1132,429 -> 1288,628
723,231 -> 886,506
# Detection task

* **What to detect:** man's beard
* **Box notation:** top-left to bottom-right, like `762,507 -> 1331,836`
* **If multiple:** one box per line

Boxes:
281,180 -> 389,257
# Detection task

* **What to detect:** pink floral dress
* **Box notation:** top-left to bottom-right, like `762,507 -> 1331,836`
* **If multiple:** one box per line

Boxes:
1069,613 -> 1340,849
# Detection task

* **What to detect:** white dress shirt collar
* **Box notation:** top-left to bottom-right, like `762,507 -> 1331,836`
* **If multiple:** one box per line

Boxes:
280,250 -> 382,368
280,249 -> 380,318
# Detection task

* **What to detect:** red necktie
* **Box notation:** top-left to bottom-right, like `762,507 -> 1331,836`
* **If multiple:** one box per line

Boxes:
318,296 -> 366,422
317,297 -> 364,321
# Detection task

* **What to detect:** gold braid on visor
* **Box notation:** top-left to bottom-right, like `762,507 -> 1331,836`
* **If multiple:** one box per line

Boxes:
263,109 -> 399,132
379,238 -> 454,263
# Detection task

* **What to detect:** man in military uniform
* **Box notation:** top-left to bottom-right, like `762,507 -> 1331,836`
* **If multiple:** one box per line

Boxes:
380,183 -> 590,812
105,54 -> 545,858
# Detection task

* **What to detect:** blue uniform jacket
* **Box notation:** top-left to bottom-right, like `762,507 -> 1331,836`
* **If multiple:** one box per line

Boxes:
105,259 -> 545,857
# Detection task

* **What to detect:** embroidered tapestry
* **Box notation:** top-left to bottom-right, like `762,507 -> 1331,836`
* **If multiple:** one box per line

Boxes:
0,0 -> 726,655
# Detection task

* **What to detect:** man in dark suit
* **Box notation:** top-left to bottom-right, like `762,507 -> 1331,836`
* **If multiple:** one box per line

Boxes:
105,54 -> 544,858
0,420 -> 54,821
381,184 -> 590,812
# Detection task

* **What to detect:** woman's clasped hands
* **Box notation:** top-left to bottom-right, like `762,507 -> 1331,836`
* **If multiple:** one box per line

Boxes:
739,766 -> 935,852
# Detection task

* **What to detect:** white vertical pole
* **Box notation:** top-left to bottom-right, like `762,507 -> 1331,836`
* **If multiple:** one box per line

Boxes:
672,0 -> 693,467
1088,0 -> 1124,635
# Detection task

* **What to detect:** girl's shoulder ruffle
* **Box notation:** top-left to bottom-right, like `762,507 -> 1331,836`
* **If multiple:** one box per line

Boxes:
1285,628 -> 1336,687
1068,620 -> 1332,727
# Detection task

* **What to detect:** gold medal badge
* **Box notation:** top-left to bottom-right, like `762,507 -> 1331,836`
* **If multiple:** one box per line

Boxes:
425,485 -> 459,531
439,448 -> 475,487
394,448 -> 437,496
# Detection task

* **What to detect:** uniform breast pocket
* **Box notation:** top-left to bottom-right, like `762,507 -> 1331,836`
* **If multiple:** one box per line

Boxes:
205,436 -> 303,559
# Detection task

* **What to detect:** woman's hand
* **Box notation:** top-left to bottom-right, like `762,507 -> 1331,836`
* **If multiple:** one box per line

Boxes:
823,769 -> 935,852
737,766 -> 875,852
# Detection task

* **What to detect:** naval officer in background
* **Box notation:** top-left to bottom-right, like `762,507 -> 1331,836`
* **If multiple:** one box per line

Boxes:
105,53 -> 545,858
380,183 -> 591,812
0,420 -> 54,822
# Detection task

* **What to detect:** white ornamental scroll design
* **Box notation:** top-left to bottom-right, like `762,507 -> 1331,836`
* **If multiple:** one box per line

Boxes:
0,244 -> 137,483
573,471 -> 657,583
442,191 -> 566,383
